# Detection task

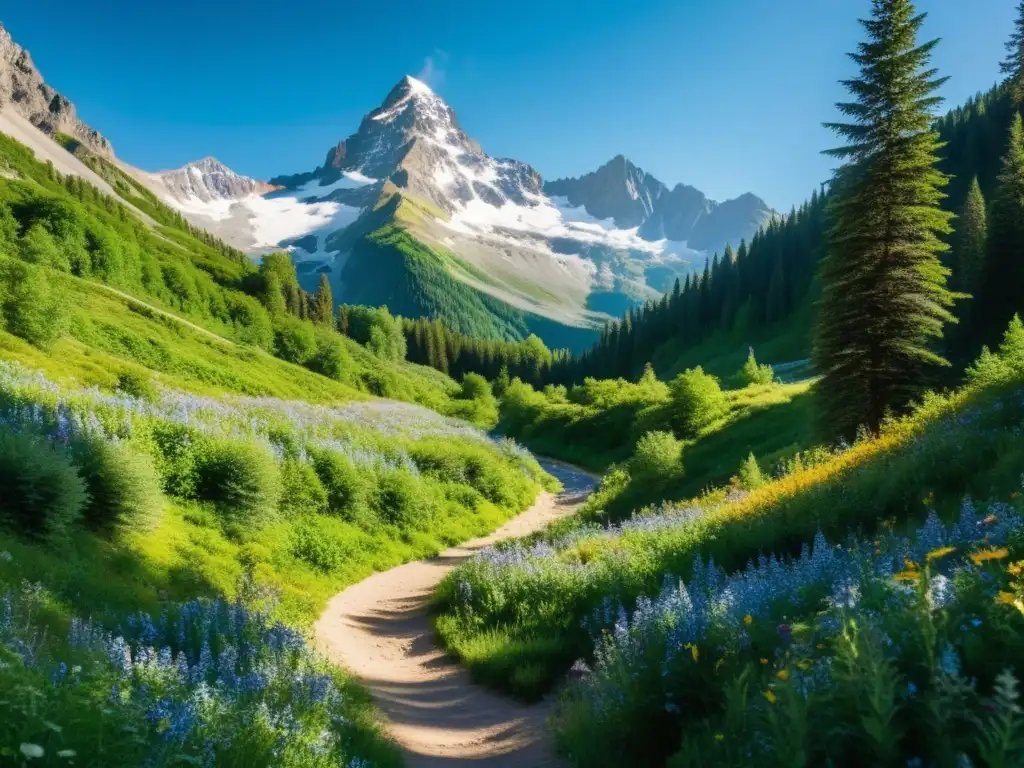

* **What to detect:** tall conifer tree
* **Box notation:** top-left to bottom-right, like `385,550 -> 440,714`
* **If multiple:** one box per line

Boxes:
312,273 -> 335,325
954,177 -> 987,296
1002,1 -> 1024,105
814,0 -> 954,439
980,114 -> 1024,344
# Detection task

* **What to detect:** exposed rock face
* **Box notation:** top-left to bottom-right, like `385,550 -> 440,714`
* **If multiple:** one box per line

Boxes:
545,155 -> 667,228
270,75 -> 544,213
0,22 -> 113,157
548,156 -> 774,251
154,157 -> 277,205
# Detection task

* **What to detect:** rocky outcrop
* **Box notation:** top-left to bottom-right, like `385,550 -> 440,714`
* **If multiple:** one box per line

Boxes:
545,155 -> 667,228
0,22 -> 112,157
549,156 -> 774,250
154,157 -> 277,205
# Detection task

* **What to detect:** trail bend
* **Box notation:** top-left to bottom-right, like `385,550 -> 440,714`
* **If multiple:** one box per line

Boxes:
314,460 -> 596,767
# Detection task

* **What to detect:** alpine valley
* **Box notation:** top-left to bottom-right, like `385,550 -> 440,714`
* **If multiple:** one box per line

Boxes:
0,26 -> 773,350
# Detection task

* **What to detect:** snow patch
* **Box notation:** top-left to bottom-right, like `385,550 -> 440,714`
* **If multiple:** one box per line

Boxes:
293,171 -> 377,199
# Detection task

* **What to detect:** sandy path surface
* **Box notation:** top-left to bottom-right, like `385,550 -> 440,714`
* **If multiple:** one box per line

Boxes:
314,461 -> 596,767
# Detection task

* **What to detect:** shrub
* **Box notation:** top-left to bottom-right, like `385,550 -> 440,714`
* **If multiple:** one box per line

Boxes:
736,348 -> 774,386
115,369 -> 159,402
291,516 -> 355,572
273,317 -> 317,364
309,332 -> 353,381
71,438 -> 165,534
732,451 -> 765,490
670,366 -> 727,437
196,439 -> 281,526
0,428 -> 87,538
279,458 -> 328,517
460,372 -> 492,401
372,469 -> 434,528
631,430 -> 683,479
0,258 -> 67,348
309,450 -> 369,523
967,314 -> 1024,385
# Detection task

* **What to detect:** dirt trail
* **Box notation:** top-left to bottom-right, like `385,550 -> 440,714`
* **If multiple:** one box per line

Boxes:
314,461 -> 596,767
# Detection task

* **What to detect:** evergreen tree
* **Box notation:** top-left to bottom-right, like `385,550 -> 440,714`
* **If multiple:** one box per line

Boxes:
312,273 -> 334,325
337,304 -> 350,337
980,114 -> 1024,345
954,177 -> 987,295
262,272 -> 287,317
1001,1 -> 1024,105
814,0 -> 955,439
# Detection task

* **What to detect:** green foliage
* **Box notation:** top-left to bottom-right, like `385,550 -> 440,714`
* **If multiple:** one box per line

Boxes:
307,331 -> 353,383
630,430 -> 683,480
272,317 -> 317,365
344,305 -> 407,362
460,372 -> 491,401
1001,0 -> 1024,105
371,469 -> 434,528
280,458 -> 329,517
954,176 -> 988,296
0,428 -> 87,539
0,258 -> 67,348
309,450 -> 369,524
979,114 -> 1024,349
737,348 -> 774,387
732,452 -> 765,491
196,440 -> 282,527
71,438 -> 164,535
19,222 -> 65,270
312,272 -> 334,325
815,0 -> 955,439
966,314 -> 1024,385
671,366 -> 727,438
115,369 -> 159,402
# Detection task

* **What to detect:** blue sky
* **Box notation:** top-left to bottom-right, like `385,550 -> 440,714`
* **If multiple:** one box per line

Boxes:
2,1 -> 1014,209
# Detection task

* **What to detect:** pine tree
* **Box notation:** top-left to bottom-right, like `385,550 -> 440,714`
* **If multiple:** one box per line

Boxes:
312,273 -> 334,325
1002,1 -> 1024,105
814,0 -> 955,439
262,272 -> 287,317
954,177 -> 987,295
337,304 -> 350,337
980,114 -> 1024,345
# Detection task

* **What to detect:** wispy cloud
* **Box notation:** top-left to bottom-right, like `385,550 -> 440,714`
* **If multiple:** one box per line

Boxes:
417,49 -> 448,88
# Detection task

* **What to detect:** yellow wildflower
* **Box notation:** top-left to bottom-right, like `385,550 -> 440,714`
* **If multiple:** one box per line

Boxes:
684,643 -> 699,662
996,591 -> 1017,606
776,669 -> 790,681
743,614 -> 753,626
797,659 -> 814,671
926,546 -> 957,562
1008,561 -> 1024,577
714,734 -> 725,742
971,547 -> 1010,566
760,657 -> 769,665
763,690 -> 777,704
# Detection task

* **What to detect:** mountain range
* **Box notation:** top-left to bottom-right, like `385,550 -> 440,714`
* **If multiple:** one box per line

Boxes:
0,23 -> 776,349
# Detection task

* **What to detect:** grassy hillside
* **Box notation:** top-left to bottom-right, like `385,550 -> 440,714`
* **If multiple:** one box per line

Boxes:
0,128 -> 560,764
434,331 -> 1024,742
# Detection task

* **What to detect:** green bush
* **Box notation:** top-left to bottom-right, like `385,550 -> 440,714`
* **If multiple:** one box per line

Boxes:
115,369 -> 159,402
0,258 -> 68,348
309,450 -> 370,523
631,430 -> 683,479
0,428 -> 87,538
71,438 -> 165,534
732,451 -> 765,490
372,469 -> 434,528
291,516 -> 355,573
196,439 -> 281,526
460,372 -> 492,401
736,348 -> 774,386
309,332 -> 353,382
273,317 -> 317,364
279,458 -> 328,517
670,366 -> 727,437
967,314 -> 1024,385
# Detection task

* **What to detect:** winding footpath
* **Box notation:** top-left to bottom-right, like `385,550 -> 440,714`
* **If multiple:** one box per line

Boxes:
314,461 -> 596,766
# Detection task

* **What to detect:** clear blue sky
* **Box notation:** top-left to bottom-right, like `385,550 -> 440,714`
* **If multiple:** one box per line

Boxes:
2,1 -> 1014,209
